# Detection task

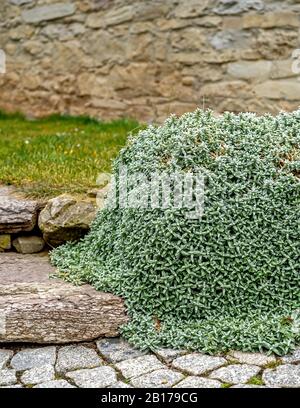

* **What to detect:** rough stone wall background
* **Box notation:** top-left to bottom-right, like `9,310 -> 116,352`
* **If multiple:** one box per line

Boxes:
1,0 -> 300,122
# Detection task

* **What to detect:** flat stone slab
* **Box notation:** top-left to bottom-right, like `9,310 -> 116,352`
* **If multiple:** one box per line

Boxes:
0,252 -> 56,284
0,253 -> 128,343
0,186 -> 40,233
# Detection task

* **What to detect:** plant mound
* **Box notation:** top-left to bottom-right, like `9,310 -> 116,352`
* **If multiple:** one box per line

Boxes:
51,110 -> 300,355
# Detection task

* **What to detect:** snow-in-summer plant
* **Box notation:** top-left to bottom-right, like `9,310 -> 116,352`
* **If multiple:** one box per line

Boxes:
51,109 -> 300,355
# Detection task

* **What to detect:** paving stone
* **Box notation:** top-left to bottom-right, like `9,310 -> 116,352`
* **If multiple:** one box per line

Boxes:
66,366 -> 117,388
0,369 -> 17,386
231,384 -> 267,388
0,349 -> 13,369
174,376 -> 222,388
108,381 -> 133,388
56,345 -> 102,373
282,348 -> 300,364
34,380 -> 76,388
263,364 -> 300,388
115,355 -> 164,379
96,338 -> 146,363
227,351 -> 276,366
21,364 -> 55,385
172,353 -> 226,376
154,348 -> 187,363
210,364 -> 260,384
10,347 -> 56,371
131,368 -> 184,388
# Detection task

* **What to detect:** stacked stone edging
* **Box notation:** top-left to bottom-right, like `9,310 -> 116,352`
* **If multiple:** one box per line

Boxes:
1,339 -> 300,388
0,186 -> 98,252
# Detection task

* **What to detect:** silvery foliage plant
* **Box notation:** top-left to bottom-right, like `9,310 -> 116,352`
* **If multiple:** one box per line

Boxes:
52,109 -> 300,355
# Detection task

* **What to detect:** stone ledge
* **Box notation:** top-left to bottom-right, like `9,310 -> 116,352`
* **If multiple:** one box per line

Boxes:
0,252 -> 128,343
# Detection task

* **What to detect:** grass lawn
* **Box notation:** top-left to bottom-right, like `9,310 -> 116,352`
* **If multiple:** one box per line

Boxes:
0,111 -> 140,198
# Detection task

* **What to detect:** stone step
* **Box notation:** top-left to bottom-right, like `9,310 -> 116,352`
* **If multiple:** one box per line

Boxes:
0,252 -> 128,343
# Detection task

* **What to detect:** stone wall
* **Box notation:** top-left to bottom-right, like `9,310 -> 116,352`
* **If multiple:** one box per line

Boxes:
1,0 -> 300,122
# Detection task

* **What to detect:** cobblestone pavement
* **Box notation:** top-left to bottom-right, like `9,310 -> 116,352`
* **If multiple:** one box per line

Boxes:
1,338 -> 300,388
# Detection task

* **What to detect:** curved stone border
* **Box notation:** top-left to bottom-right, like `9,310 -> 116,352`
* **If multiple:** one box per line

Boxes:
1,339 -> 299,388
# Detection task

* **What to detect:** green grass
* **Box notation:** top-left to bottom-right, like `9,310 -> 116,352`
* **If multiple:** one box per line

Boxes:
0,111 -> 141,198
247,376 -> 264,386
263,360 -> 281,369
221,383 -> 232,388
